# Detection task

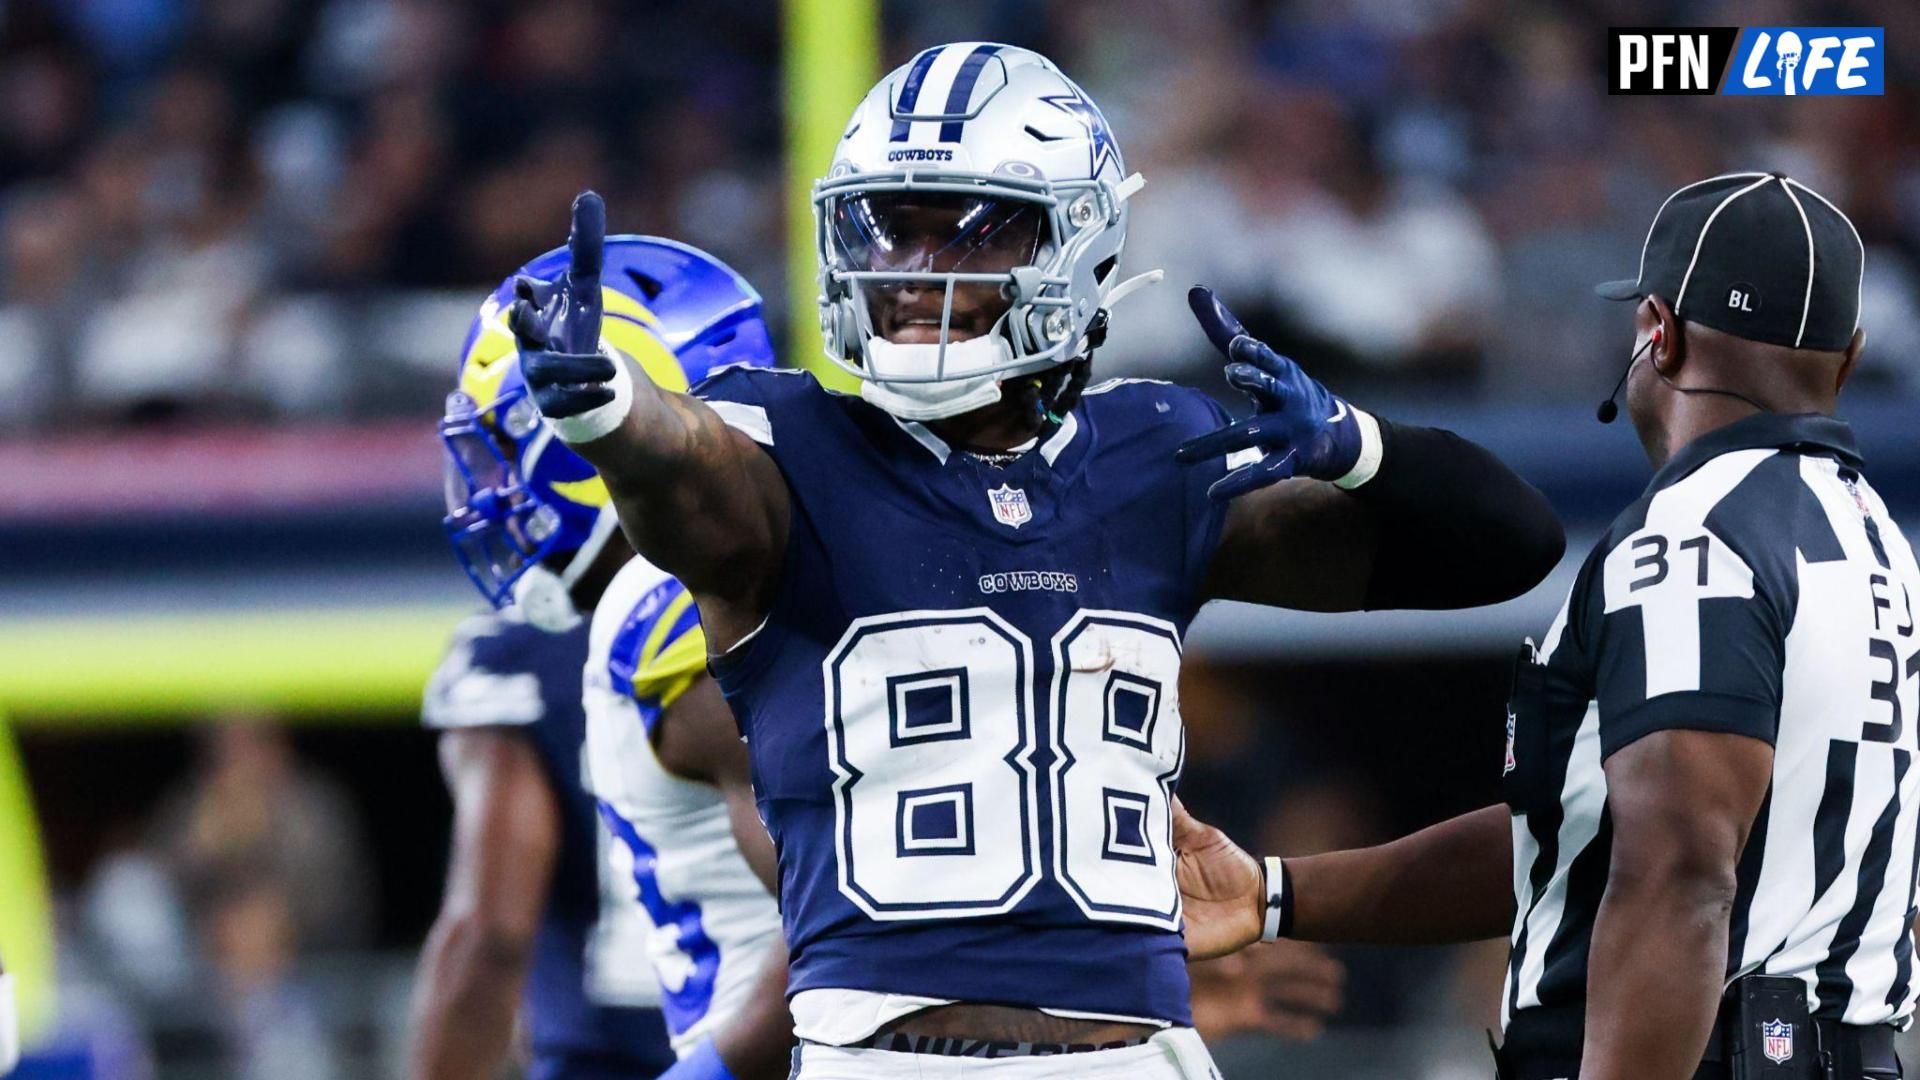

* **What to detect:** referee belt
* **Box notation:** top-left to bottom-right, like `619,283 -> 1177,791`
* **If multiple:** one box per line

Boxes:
1502,1005 -> 1899,1074
1698,1016 -> 1898,1075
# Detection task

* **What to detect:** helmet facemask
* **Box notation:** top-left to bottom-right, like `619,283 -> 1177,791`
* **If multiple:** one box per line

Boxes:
440,388 -> 610,629
817,170 -> 1124,421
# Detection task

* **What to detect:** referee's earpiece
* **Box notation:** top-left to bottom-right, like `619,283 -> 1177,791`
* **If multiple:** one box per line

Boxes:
1646,325 -> 1669,370
1595,327 -> 1660,424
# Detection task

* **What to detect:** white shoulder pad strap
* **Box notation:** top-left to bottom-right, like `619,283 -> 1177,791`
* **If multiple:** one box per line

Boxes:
706,400 -> 773,446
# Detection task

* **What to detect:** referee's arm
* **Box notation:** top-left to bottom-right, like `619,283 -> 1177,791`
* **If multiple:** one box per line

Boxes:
1582,517 -> 1788,1080
1281,805 -> 1514,944
1172,801 -> 1513,961
1582,729 -> 1771,1080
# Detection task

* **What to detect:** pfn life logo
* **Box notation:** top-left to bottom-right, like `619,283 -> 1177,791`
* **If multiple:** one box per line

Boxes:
1610,27 -> 1883,95
1725,28 -> 1882,95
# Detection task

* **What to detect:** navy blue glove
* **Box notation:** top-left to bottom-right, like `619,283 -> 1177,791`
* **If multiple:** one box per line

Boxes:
512,191 -> 627,434
1174,286 -> 1378,501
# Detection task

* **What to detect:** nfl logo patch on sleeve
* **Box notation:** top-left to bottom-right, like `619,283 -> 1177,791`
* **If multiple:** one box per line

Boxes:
1761,1019 -> 1794,1064
987,484 -> 1032,529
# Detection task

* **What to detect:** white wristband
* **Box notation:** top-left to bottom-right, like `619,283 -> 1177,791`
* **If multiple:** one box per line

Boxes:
547,344 -> 636,445
1333,407 -> 1384,490
0,971 -> 20,1074
1261,856 -> 1291,942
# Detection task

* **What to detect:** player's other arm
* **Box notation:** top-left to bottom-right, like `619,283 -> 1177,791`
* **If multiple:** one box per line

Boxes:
516,193 -> 788,647
651,677 -> 776,894
409,730 -> 561,1080
1582,730 -> 1770,1080
1173,798 -> 1512,962
1181,287 -> 1564,612
652,678 -> 792,1080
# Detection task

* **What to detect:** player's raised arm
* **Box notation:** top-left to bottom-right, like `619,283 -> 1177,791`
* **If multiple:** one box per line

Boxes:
1179,287 -> 1565,612
515,192 -> 789,648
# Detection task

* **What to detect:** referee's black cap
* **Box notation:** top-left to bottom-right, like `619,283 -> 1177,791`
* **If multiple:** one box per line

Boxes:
1596,172 -> 1864,351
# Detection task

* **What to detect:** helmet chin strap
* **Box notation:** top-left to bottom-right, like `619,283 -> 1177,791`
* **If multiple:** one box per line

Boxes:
858,269 -> 1167,424
856,246 -> 1165,424
511,505 -> 623,633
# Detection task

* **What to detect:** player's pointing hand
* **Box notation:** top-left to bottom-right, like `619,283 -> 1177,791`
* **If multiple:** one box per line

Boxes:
513,190 -> 633,444
1174,286 -> 1376,501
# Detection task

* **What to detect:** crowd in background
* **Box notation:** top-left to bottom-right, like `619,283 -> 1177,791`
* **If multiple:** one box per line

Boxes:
1,0 -> 1917,435
50,722 -> 379,1079
0,0 -> 784,430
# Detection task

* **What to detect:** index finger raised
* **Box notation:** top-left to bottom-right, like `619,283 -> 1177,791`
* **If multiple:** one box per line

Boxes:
568,190 -> 606,286
561,190 -> 606,354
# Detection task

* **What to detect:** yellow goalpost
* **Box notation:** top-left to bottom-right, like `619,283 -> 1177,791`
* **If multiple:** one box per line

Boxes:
783,0 -> 879,391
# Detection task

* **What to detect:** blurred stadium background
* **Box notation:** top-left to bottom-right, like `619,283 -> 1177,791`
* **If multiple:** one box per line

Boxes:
0,0 -> 1916,1076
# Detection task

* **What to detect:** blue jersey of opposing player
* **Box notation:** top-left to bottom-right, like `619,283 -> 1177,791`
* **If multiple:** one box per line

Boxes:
696,365 -> 1234,1033
424,612 -> 676,1079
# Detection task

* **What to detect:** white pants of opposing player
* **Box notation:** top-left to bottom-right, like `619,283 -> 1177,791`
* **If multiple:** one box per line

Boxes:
788,1028 -> 1221,1079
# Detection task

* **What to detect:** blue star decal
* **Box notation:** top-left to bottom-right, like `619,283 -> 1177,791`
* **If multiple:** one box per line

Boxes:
1040,88 -> 1121,179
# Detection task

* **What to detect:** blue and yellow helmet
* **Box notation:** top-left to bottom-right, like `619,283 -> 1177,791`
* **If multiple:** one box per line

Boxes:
441,236 -> 774,608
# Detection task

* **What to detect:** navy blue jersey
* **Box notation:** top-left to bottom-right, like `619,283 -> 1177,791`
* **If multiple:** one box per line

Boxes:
424,612 -> 676,1077
696,368 -> 1236,1026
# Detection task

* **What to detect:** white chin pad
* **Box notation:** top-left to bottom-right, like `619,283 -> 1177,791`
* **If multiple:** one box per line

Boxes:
860,376 -> 1003,421
858,336 -> 1011,421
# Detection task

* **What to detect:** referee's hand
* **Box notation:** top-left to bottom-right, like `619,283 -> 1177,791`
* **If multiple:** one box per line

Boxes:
1172,796 -> 1265,960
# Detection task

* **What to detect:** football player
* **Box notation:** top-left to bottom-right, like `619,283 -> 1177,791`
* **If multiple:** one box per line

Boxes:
413,237 -> 788,1080
511,45 -> 1564,1077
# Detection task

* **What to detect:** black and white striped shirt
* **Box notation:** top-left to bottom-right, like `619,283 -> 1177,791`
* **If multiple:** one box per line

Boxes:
1503,413 -> 1920,1046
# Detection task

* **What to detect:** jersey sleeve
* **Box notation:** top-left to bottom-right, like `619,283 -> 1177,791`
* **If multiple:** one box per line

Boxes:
1166,385 -> 1241,603
605,574 -> 709,734
422,614 -> 549,730
1589,508 -> 1792,758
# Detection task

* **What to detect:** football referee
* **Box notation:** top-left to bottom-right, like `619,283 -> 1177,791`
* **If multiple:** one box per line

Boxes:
1171,171 -> 1920,1080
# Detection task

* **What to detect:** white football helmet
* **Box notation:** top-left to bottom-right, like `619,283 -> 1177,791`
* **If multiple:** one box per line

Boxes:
814,43 -> 1157,421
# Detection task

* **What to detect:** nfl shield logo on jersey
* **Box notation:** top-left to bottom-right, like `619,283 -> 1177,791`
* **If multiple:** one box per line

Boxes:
1762,1019 -> 1794,1064
988,484 -> 1032,529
